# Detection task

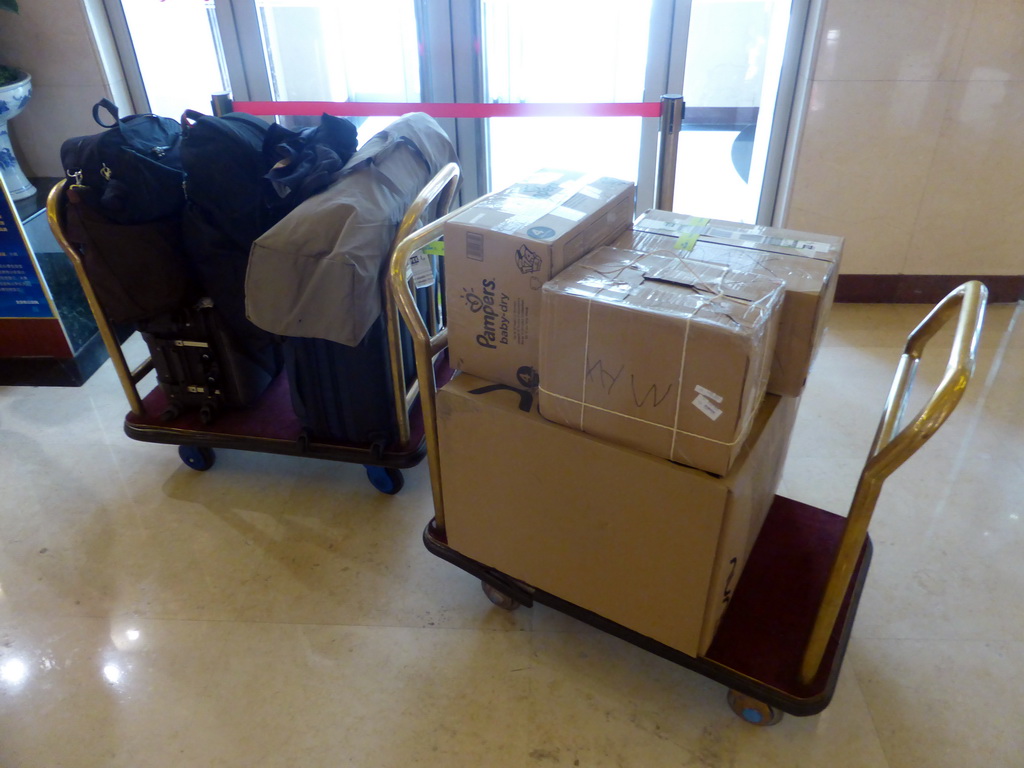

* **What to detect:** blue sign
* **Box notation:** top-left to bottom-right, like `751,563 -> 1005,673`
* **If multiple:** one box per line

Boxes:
0,195 -> 52,319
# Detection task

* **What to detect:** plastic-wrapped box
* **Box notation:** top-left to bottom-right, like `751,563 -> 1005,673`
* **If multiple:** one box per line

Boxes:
615,210 -> 843,396
539,246 -> 784,476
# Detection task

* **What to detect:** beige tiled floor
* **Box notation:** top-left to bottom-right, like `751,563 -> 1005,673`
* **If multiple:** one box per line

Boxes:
0,300 -> 1021,767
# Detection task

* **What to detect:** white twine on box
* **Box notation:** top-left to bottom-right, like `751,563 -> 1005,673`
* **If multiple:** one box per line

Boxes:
554,248 -> 766,457
537,386 -> 756,449
580,295 -> 593,431
669,317 -> 691,459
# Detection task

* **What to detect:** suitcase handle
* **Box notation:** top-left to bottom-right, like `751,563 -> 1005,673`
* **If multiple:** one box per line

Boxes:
801,280 -> 988,684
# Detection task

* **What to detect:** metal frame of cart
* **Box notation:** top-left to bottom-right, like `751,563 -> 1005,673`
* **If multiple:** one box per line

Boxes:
388,209 -> 988,723
46,163 -> 462,494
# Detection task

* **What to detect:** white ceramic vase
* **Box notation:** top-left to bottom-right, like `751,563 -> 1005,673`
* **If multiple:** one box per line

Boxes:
0,71 -> 35,201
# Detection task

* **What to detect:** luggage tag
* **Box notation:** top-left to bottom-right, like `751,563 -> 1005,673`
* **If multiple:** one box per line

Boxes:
408,240 -> 443,289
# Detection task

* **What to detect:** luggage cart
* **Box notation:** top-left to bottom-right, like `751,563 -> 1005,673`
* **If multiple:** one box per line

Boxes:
46,163 -> 461,494
389,211 -> 988,723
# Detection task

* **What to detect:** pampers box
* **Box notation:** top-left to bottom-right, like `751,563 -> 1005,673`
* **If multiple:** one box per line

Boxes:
444,170 -> 635,388
437,372 -> 800,658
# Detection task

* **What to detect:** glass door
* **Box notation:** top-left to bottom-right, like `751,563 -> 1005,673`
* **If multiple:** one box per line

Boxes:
478,0 -> 657,192
672,0 -> 808,223
103,0 -> 811,222
470,0 -> 809,222
253,0 -> 423,136
114,0 -> 229,118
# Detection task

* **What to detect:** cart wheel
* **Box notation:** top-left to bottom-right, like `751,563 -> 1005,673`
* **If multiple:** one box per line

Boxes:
179,445 -> 216,472
365,465 -> 404,495
727,690 -> 783,726
199,402 -> 218,425
160,402 -> 182,422
481,581 -> 520,611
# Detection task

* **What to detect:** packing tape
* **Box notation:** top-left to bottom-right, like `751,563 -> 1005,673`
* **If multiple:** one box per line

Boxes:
485,174 -> 617,237
668,308 -> 692,459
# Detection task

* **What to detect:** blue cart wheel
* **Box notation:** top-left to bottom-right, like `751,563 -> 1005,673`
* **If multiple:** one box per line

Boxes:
179,445 -> 216,471
726,689 -> 783,726
365,465 -> 404,495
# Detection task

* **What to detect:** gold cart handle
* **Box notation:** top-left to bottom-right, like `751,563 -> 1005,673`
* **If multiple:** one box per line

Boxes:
47,180 -> 153,415
389,187 -> 488,531
385,163 -> 461,449
800,280 -> 988,684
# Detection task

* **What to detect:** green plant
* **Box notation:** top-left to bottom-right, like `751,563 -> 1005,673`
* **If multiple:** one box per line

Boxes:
0,0 -> 20,86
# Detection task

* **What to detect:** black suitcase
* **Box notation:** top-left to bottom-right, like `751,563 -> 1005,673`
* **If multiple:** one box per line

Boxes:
284,315 -> 396,452
283,286 -> 431,451
140,300 -> 281,423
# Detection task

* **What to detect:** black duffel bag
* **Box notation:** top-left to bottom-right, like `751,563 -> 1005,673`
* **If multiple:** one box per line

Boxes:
62,185 -> 193,324
60,98 -> 184,224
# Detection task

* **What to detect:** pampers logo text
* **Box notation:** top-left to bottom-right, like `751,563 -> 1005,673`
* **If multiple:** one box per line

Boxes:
462,280 -> 511,349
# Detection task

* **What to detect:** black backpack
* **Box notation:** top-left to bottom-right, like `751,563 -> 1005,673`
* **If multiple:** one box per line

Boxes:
59,99 -> 184,224
178,109 -> 284,378
180,109 -> 275,250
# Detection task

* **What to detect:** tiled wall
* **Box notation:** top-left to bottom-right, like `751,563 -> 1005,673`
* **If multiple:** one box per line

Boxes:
786,0 -> 1024,276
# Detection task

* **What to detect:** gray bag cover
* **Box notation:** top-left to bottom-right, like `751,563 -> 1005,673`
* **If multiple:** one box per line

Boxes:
245,112 -> 458,345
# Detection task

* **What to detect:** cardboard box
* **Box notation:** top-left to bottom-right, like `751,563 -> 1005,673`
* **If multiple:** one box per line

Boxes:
615,210 -> 843,396
437,372 -> 800,657
444,170 -> 635,388
538,246 -> 783,476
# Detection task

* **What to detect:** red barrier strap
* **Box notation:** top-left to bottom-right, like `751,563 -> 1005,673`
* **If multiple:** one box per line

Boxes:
231,101 -> 664,119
